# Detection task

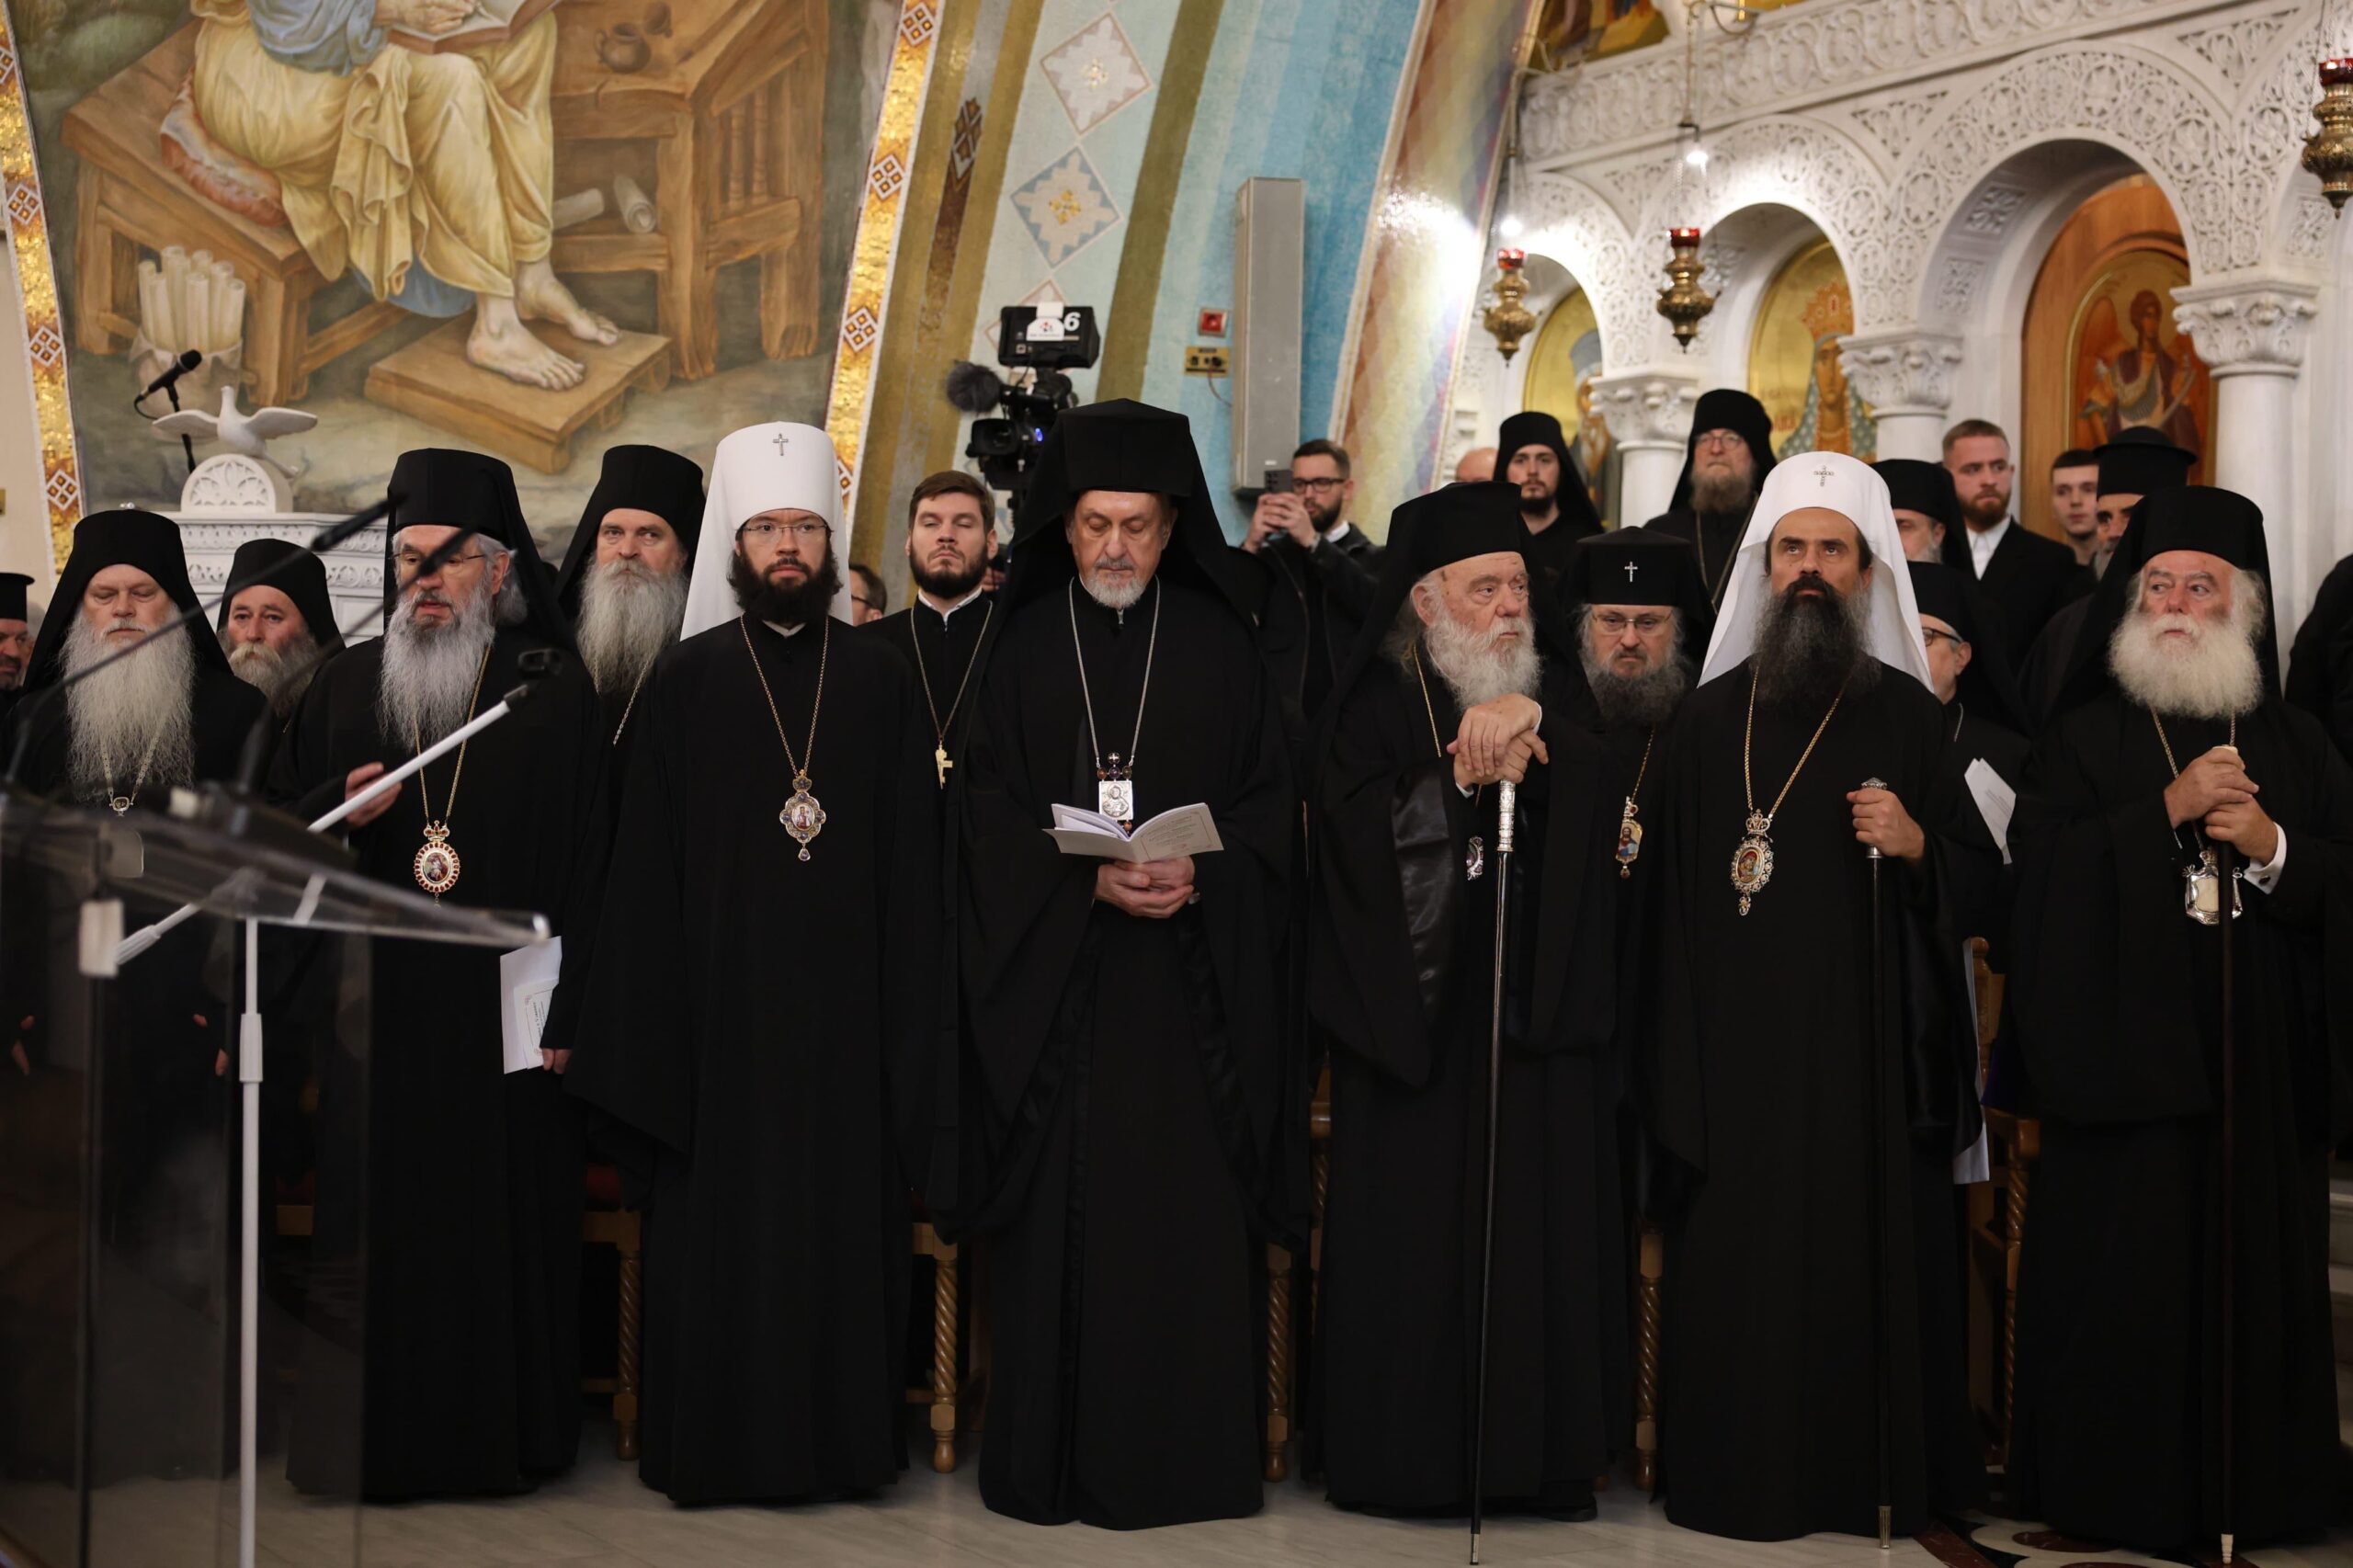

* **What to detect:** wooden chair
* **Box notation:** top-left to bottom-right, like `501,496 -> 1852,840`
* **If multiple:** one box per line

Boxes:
1633,1217 -> 1664,1489
906,1220 -> 961,1472
1961,939 -> 2037,1476
1260,1059 -> 1332,1483
579,1164 -> 643,1460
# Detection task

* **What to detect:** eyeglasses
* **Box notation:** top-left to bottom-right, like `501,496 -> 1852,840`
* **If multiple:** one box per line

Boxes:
737,519 -> 830,543
1591,612 -> 1670,636
1919,627 -> 1967,649
1695,430 -> 1745,450
1292,477 -> 1347,494
393,550 -> 489,575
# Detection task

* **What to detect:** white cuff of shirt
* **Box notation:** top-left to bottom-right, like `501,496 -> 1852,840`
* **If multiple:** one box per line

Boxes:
2241,826 -> 2286,892
1455,704 -> 1542,795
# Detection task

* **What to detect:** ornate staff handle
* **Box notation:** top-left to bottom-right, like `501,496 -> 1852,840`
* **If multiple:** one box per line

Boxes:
1495,780 -> 1517,854
1861,776 -> 1887,861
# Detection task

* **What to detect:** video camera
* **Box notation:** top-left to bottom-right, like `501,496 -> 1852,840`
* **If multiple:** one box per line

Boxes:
944,305 -> 1101,510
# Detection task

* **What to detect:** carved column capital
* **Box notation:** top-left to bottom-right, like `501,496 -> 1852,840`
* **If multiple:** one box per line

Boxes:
2170,280 -> 2320,378
1836,331 -> 1964,416
1589,371 -> 1699,450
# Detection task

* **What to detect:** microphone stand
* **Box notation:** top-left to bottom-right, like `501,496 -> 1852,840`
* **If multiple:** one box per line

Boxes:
1468,779 -> 1518,1566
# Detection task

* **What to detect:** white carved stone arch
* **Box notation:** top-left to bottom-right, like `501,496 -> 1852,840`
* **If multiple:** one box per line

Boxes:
2253,4 -> 2353,275
1515,170 -> 1646,370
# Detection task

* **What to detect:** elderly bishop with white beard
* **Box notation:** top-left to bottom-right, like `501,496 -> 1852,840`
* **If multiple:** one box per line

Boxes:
2007,487 -> 2351,1555
1310,482 -> 1626,1517
271,449 -> 609,1499
1642,453 -> 1986,1544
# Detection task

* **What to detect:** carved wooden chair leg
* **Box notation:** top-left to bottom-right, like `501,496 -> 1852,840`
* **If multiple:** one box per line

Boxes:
2001,1153 -> 2029,1471
1265,1243 -> 1292,1482
928,1228 -> 960,1473
1634,1219 -> 1663,1491
615,1212 -> 642,1461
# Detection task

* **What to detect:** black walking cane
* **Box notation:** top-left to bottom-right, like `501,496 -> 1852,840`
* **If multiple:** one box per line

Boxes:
1861,778 -> 1893,1551
1469,780 -> 1518,1566
2215,837 -> 2237,1565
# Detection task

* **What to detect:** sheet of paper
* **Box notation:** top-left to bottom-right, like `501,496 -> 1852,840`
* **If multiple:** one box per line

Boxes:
499,937 -> 562,1074
1962,758 -> 2016,866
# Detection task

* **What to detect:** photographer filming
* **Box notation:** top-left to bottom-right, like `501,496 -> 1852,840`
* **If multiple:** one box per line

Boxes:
1238,439 -> 1382,732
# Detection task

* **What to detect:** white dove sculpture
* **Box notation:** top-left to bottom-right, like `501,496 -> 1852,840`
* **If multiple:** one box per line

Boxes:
153,385 -> 315,479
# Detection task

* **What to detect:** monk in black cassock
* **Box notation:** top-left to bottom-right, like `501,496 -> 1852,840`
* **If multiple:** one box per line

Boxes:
1494,412 -> 1602,612
0,570 -> 33,725
217,537 -> 347,730
273,449 -> 607,1497
1310,482 -> 1624,1516
2,511 -> 267,1479
1643,452 -> 1984,1541
860,469 -> 999,805
957,401 -> 1297,1528
565,422 -> 940,1503
551,443 -> 703,781
1643,388 -> 1777,613
1905,562 -> 2029,966
2008,487 -> 2350,1552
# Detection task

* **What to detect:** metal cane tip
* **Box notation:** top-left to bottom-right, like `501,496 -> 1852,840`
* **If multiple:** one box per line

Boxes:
2222,1533 -> 2234,1563
1469,1534 -> 1481,1565
1878,1505 -> 1892,1548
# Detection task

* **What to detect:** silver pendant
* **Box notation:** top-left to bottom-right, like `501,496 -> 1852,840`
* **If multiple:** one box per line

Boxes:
781,772 -> 826,862
2183,848 -> 2242,925
1465,835 -> 1484,881
1097,755 -> 1133,827
108,795 -> 132,817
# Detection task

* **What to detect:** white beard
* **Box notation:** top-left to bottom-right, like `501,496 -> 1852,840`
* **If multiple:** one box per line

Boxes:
2108,597 -> 2264,721
1079,563 -> 1149,611
378,582 -> 496,743
63,612 -> 195,803
575,558 -> 686,695
1424,611 -> 1542,709
225,630 -> 320,719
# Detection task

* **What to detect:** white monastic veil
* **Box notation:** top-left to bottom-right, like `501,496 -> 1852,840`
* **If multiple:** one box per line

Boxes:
680,421 -> 849,640
1699,449 -> 1935,693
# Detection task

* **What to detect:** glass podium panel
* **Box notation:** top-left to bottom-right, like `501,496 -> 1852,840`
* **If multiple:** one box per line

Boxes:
0,796 -> 541,1568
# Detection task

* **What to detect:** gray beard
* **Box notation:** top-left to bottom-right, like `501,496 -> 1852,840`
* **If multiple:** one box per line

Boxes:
1422,612 -> 1542,709
63,613 -> 196,803
2109,605 -> 2262,721
576,559 -> 686,695
378,584 -> 496,743
1689,469 -> 1755,517
224,630 -> 320,720
1752,578 -> 1878,710
1582,648 -> 1689,728
1080,565 -> 1149,611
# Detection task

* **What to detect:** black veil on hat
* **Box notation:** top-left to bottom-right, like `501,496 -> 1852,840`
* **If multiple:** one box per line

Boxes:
1906,560 -> 2029,733
1874,458 -> 1962,538
2052,484 -> 2276,717
1666,387 -> 1777,514
24,507 -> 227,692
215,539 -> 346,658
0,573 -> 30,622
1560,526 -> 1715,652
552,444 -> 707,618
384,449 -> 573,650
2096,427 -> 2198,498
1494,410 -> 1603,536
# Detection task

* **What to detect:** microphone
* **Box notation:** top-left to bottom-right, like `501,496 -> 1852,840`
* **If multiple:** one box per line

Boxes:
945,360 -> 1006,415
137,349 -> 203,402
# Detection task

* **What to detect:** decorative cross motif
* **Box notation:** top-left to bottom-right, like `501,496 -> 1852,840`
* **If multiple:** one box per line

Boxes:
772,431 -> 791,456
1623,560 -> 1640,584
1814,463 -> 1836,487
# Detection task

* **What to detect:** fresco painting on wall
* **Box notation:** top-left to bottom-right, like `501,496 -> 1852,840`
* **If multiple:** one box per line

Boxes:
1521,285 -> 1616,526
1747,237 -> 1874,465
11,0 -> 881,560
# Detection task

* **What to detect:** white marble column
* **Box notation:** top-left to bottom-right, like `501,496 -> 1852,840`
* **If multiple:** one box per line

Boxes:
1837,331 -> 1965,462
1591,370 -> 1699,525
2171,279 -> 2319,611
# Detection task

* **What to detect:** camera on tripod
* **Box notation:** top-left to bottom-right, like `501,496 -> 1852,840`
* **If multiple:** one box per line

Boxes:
943,305 -> 1100,511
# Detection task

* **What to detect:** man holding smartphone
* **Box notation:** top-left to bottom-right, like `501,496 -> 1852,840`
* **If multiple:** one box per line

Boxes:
1239,438 -> 1383,733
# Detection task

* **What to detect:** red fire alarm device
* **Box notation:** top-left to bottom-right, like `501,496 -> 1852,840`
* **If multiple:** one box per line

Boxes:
1197,308 -> 1229,337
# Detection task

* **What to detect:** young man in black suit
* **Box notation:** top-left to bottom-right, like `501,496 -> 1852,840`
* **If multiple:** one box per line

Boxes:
1938,417 -> 2092,666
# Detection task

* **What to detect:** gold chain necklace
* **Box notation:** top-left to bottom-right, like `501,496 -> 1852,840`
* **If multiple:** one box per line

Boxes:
909,597 -> 993,788
2151,707 -> 2241,925
1617,726 -> 1655,879
1409,642 -> 1489,881
1729,667 -> 1848,915
611,663 -> 651,747
410,650 -> 491,900
741,616 -> 830,861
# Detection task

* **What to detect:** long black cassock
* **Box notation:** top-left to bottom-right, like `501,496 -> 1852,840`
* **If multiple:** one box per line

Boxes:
273,451 -> 608,1497
957,401 -> 1297,1529
1644,661 -> 1984,1541
2008,489 -> 2349,1551
565,617 -> 939,1503
1309,483 -> 1626,1513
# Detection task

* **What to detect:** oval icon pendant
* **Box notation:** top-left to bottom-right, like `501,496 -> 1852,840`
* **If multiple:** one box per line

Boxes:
780,773 -> 826,862
414,827 -> 461,898
1729,812 -> 1773,916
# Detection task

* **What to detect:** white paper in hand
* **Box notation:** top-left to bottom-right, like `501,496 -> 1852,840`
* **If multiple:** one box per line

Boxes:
1961,759 -> 2016,865
499,937 -> 562,1074
1046,801 -> 1223,862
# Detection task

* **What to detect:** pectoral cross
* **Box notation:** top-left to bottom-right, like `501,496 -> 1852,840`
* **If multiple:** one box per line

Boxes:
772,431 -> 791,456
1623,560 -> 1639,584
1814,463 -> 1835,487
935,745 -> 952,788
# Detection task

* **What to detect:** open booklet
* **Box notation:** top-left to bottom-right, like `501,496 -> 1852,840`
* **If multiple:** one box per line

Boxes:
1046,802 -> 1223,863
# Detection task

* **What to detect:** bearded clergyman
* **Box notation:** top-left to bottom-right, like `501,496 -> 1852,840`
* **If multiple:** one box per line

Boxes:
218,537 -> 347,727
2007,486 -> 2349,1554
1643,389 -> 1778,612
1310,481 -> 1626,1517
273,449 -> 608,1498
1640,453 -> 1986,1543
551,444 -> 704,778
566,424 -> 943,1505
957,401 -> 1297,1528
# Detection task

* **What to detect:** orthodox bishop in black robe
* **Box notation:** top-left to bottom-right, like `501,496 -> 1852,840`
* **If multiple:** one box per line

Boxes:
2009,488 -> 2349,1552
1643,454 -> 1985,1541
957,401 -> 1299,1528
565,424 -> 941,1504
1310,482 -> 1625,1516
273,450 -> 607,1497
1494,411 -> 1603,619
1643,388 -> 1778,613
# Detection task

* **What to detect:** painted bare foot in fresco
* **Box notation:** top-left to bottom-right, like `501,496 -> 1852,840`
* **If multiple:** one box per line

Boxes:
517,260 -> 620,347
468,296 -> 586,391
